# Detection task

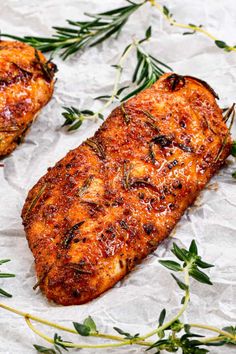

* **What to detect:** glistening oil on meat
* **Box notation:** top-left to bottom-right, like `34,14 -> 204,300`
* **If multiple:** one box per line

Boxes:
22,73 -> 232,305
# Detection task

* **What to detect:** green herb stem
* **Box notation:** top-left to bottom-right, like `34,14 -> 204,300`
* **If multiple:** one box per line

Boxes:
189,323 -> 236,341
1,1 -> 147,59
151,1 -> 236,52
0,302 -> 126,342
141,265 -> 190,340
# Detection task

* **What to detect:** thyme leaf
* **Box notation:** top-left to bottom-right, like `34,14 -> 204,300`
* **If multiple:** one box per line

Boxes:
153,2 -> 236,53
1,241 -> 235,352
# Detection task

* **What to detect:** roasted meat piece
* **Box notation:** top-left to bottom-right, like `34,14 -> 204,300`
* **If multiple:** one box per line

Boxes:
22,73 -> 232,305
0,41 -> 55,157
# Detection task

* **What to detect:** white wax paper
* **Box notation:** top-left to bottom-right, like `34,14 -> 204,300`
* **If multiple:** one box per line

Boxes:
0,0 -> 236,353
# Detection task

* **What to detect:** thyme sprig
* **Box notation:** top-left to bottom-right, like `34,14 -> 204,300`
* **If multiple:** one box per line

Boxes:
0,240 -> 235,352
62,27 -> 172,130
1,1 -> 146,59
2,1 -> 235,57
151,2 -> 236,53
0,259 -> 15,298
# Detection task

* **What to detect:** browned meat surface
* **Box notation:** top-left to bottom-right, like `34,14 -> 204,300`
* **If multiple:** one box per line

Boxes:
0,41 -> 55,157
22,73 -> 232,305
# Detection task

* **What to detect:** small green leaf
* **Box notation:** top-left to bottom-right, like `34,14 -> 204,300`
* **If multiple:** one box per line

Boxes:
158,308 -> 166,326
231,141 -> 236,157
81,110 -> 94,115
189,267 -> 212,285
68,120 -> 83,131
171,243 -> 188,262
222,326 -> 236,344
98,113 -> 104,120
159,260 -> 182,272
232,171 -> 236,179
83,316 -> 97,333
189,240 -> 198,255
171,273 -> 189,291
215,40 -> 227,49
0,288 -> 12,298
0,273 -> 15,278
223,325 -> 236,335
195,258 -> 214,269
193,348 -> 209,353
53,334 -> 69,351
184,324 -> 191,333
189,23 -> 197,28
0,259 -> 11,265
33,344 -> 56,354
147,338 -> 172,351
94,95 -> 111,100
113,327 -> 139,340
157,329 -> 165,339
163,5 -> 170,16
33,345 -> 57,354
170,319 -> 183,332
145,26 -> 152,39
73,322 -> 91,336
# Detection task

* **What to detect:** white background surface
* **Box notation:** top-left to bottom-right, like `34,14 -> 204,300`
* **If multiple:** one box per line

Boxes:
0,1 -> 236,353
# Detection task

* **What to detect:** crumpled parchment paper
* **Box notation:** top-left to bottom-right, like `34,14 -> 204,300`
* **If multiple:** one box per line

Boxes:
0,0 -> 236,353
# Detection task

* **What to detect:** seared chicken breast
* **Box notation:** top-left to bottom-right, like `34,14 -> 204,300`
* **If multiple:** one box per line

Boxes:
0,41 -> 55,157
22,73 -> 232,305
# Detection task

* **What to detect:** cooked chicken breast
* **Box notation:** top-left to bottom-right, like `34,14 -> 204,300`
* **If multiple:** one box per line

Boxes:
22,73 -> 232,305
0,41 -> 56,157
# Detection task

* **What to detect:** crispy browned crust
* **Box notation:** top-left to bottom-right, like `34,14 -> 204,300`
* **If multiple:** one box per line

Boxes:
22,73 -> 232,305
0,41 -> 55,157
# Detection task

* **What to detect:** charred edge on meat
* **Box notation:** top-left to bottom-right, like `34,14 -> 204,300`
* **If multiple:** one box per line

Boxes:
165,74 -> 186,91
151,134 -> 173,148
185,75 -> 219,99
34,49 -> 57,82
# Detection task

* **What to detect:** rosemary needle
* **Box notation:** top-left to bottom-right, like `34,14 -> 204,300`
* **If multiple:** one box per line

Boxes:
62,27 -> 172,130
1,1 -> 147,59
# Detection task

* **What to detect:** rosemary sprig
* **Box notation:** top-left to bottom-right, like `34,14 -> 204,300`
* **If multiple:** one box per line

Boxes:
151,2 -> 236,52
0,240 -> 235,352
1,1 -> 146,60
62,27 -> 172,130
0,259 -> 15,298
120,29 -> 172,101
